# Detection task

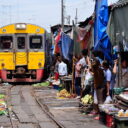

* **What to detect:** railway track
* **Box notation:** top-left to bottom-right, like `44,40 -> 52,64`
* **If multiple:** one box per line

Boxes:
5,85 -> 66,128
6,85 -> 15,128
34,95 -> 65,128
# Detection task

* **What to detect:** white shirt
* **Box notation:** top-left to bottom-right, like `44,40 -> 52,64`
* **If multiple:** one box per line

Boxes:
104,69 -> 112,82
104,69 -> 113,89
58,62 -> 67,76
79,57 -> 86,67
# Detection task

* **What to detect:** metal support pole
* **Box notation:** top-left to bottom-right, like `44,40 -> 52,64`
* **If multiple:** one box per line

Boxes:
75,8 -> 78,25
61,0 -> 64,32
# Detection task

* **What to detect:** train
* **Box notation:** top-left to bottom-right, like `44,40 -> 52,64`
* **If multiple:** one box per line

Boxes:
0,23 -> 52,82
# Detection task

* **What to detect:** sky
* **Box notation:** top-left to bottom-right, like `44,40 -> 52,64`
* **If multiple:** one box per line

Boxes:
0,0 -> 118,32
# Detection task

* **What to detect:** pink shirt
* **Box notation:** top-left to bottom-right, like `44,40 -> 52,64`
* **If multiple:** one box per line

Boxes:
75,62 -> 82,78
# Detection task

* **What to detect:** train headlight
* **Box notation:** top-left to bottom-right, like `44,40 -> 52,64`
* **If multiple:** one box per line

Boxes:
38,62 -> 42,67
1,63 -> 5,67
15,23 -> 26,30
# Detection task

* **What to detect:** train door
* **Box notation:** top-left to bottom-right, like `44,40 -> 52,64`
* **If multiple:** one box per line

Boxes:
15,34 -> 28,66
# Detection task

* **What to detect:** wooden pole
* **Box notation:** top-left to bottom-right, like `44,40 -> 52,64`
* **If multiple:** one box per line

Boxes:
72,55 -> 75,94
71,21 -> 75,94
119,42 -> 122,87
116,32 -> 122,87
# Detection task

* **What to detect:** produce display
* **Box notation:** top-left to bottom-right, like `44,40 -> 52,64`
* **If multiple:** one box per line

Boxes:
0,94 -> 5,99
57,89 -> 71,98
57,89 -> 74,98
32,81 -> 50,87
117,109 -> 128,117
0,94 -> 7,115
81,95 -> 93,105
99,104 -> 119,114
52,80 -> 60,86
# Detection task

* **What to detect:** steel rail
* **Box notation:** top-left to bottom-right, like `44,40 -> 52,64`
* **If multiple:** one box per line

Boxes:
6,85 -> 15,128
33,93 -> 66,128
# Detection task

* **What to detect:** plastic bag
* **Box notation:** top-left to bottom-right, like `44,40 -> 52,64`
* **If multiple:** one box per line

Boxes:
104,96 -> 112,104
84,71 -> 93,86
125,110 -> 128,117
118,109 -> 124,117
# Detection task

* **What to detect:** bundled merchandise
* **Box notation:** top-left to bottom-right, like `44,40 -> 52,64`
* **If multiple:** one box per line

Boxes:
0,94 -> 7,115
57,89 -> 71,98
99,104 -> 119,114
81,95 -> 93,105
32,81 -> 50,87
117,109 -> 128,117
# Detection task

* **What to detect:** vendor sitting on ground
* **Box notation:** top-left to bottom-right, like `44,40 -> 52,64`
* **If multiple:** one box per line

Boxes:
113,59 -> 128,88
58,57 -> 68,77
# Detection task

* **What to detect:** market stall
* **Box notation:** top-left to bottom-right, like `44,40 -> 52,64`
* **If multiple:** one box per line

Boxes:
98,88 -> 128,128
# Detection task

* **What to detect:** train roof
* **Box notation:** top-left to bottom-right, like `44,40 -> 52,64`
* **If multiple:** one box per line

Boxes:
0,23 -> 46,34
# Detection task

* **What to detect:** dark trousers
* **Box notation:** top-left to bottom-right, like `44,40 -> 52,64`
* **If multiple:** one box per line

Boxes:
75,77 -> 81,96
81,85 -> 91,97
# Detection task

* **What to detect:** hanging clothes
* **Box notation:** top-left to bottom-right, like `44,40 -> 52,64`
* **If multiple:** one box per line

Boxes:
72,20 -> 93,54
94,0 -> 112,62
71,26 -> 82,57
58,32 -> 74,60
54,32 -> 61,54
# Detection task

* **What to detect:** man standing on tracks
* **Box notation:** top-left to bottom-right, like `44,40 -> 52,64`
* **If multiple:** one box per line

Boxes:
58,57 -> 68,77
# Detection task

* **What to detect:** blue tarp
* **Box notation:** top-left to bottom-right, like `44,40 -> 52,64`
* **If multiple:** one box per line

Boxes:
94,0 -> 112,62
58,32 -> 74,60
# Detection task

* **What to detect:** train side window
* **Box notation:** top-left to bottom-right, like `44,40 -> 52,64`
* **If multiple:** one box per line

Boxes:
17,37 -> 25,49
0,36 -> 13,49
30,36 -> 42,49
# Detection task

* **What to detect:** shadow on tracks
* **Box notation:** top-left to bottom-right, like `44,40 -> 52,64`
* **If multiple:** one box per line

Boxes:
8,82 -> 35,86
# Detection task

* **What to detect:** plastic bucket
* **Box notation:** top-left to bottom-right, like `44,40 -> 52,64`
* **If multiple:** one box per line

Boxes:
106,114 -> 113,127
55,72 -> 59,80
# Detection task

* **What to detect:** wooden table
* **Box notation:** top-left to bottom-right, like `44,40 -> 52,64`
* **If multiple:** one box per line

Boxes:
60,76 -> 72,93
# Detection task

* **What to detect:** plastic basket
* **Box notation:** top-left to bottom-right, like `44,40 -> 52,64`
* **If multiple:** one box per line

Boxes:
113,88 -> 124,95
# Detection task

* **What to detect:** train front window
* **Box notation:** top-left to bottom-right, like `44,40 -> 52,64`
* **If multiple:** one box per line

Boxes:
30,36 -> 42,49
0,36 -> 12,49
17,37 -> 25,49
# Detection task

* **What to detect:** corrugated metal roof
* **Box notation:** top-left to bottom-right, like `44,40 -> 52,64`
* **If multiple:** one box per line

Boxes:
112,0 -> 128,10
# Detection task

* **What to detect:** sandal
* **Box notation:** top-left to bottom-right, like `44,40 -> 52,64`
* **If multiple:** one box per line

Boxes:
94,116 -> 100,120
88,111 -> 98,116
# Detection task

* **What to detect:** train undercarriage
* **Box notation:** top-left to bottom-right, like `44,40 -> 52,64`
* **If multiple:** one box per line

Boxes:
0,67 -> 44,82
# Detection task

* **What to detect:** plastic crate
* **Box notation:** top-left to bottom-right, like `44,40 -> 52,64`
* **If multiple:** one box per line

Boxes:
113,88 -> 124,95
